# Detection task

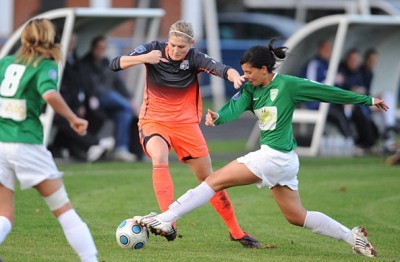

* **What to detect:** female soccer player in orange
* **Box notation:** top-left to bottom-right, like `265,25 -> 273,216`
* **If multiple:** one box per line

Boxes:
110,20 -> 259,247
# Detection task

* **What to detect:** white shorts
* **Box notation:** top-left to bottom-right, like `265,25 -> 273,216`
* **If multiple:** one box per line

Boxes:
237,145 -> 299,190
0,142 -> 62,191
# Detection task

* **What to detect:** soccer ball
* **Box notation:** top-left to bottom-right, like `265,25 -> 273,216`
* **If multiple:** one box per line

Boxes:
116,218 -> 149,249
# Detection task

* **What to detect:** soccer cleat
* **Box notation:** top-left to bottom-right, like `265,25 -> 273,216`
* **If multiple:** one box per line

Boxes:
229,232 -> 261,248
133,212 -> 177,241
351,226 -> 377,257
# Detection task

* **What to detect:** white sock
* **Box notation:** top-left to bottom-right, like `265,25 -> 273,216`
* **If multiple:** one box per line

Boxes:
58,209 -> 98,262
158,182 -> 216,222
304,211 -> 353,245
0,216 -> 12,244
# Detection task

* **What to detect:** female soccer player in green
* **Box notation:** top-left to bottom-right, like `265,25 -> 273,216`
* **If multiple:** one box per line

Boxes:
134,39 -> 387,258
0,19 -> 98,261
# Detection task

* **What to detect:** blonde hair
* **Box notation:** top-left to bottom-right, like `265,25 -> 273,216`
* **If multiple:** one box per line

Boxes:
16,18 -> 62,66
169,20 -> 194,41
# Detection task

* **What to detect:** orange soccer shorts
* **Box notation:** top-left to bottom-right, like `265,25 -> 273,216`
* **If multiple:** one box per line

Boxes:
138,121 -> 209,162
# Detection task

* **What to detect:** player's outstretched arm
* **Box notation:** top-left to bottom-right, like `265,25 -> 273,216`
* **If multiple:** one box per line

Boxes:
43,91 -> 88,136
373,97 -> 389,111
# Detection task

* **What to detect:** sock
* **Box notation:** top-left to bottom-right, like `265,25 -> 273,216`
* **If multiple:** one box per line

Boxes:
304,211 -> 353,245
210,190 -> 245,239
152,164 -> 175,228
0,216 -> 12,244
158,182 -> 215,222
58,209 -> 98,262
152,164 -> 174,212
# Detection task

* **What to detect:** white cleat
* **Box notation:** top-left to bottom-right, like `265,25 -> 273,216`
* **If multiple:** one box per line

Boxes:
133,212 -> 177,241
351,226 -> 377,258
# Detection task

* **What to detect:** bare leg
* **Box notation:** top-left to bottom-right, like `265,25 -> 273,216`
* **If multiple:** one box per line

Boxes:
270,186 -> 307,226
35,179 -> 72,217
271,185 -> 353,244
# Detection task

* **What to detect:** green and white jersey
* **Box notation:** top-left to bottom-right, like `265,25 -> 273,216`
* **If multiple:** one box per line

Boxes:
215,74 -> 373,152
0,55 -> 58,144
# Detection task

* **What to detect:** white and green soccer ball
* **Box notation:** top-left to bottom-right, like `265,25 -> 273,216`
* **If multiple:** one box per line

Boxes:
116,218 -> 149,249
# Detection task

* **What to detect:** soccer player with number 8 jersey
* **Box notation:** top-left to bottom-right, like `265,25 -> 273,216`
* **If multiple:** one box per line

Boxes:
0,18 -> 98,262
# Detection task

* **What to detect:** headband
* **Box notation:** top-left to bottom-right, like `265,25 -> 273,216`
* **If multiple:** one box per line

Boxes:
169,30 -> 194,40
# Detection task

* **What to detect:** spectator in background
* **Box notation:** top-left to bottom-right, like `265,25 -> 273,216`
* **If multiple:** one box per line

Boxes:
81,36 -> 137,162
337,48 -> 379,155
301,40 -> 353,141
50,34 -> 115,162
360,48 -> 398,154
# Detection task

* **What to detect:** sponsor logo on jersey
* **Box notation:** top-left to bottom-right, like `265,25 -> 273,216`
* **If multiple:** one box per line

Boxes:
203,54 -> 216,63
180,60 -> 189,70
270,89 -> 278,101
48,69 -> 57,80
130,45 -> 146,55
232,91 -> 241,100
254,106 -> 277,131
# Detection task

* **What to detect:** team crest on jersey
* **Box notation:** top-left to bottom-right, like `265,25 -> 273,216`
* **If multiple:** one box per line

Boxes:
270,89 -> 278,101
180,60 -> 189,70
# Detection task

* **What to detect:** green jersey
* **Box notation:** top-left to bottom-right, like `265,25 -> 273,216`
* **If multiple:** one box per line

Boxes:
0,55 -> 59,144
214,74 -> 373,152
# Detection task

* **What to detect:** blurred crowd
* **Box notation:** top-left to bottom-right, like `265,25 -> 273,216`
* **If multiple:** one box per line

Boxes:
47,35 -> 399,165
48,34 -> 144,163
301,39 -> 399,164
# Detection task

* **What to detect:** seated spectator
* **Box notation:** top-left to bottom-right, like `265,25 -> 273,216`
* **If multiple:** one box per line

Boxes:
337,48 -> 380,155
81,35 -> 137,162
50,34 -> 114,162
360,48 -> 398,154
301,40 -> 353,140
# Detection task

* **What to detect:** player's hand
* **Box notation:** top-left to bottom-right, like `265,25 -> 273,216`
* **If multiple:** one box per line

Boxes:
232,75 -> 246,89
205,109 -> 219,126
146,50 -> 169,64
373,98 -> 389,111
70,117 -> 88,136
227,69 -> 246,89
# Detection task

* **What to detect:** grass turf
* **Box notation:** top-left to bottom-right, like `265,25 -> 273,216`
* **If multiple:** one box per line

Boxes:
1,156 -> 399,261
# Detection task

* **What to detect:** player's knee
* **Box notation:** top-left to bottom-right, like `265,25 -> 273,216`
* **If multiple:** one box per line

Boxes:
43,185 -> 70,211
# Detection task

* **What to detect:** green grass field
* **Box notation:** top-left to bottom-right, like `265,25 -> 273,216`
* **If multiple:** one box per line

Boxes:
1,155 -> 399,261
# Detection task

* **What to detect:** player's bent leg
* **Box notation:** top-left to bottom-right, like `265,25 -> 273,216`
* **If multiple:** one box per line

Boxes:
272,186 -> 377,258
202,160 -> 262,248
36,180 -> 98,262
304,211 -> 377,257
57,209 -> 98,262
209,190 -> 260,248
